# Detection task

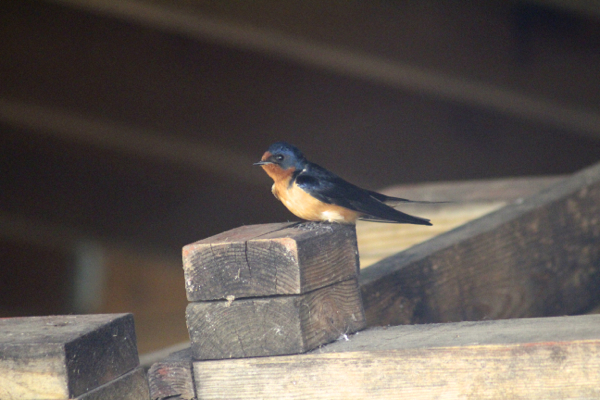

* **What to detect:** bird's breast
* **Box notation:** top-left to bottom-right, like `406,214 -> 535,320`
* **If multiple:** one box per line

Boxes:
273,180 -> 359,224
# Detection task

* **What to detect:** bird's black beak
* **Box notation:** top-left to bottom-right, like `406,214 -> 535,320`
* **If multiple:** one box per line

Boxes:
253,161 -> 272,166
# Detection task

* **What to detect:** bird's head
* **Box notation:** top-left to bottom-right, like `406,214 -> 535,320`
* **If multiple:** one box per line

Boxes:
254,142 -> 307,171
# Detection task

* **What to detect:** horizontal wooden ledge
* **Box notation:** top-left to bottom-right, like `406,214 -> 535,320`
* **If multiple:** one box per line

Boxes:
191,314 -> 600,400
314,314 -> 600,354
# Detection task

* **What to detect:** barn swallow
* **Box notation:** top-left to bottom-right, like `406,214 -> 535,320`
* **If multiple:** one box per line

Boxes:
254,142 -> 432,225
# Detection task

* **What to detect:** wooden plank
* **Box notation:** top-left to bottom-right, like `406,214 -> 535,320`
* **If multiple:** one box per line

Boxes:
358,176 -> 565,267
360,162 -> 600,326
382,175 -> 566,203
147,348 -> 195,400
47,0 -> 600,139
0,314 -> 139,399
193,314 -> 600,400
357,201 -> 505,268
183,222 -> 359,301
187,278 -> 365,360
76,367 -> 149,400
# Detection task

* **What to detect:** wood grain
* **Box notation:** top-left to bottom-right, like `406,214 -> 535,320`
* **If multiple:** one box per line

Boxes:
358,176 -> 565,268
148,348 -> 195,400
183,222 -> 359,301
357,201 -> 505,267
186,278 -> 365,360
193,314 -> 600,400
0,313 -> 139,399
361,163 -> 600,326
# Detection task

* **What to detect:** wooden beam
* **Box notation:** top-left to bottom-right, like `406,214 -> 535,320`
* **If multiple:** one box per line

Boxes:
357,176 -> 565,267
147,348 -> 195,400
187,278 -> 365,360
357,201 -> 505,268
360,162 -> 600,326
48,0 -> 600,140
183,222 -> 365,359
0,314 -> 141,399
190,314 -> 600,399
0,98 -> 261,184
182,222 -> 359,301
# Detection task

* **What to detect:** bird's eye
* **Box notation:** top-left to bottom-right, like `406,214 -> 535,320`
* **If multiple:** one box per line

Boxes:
274,154 -> 284,162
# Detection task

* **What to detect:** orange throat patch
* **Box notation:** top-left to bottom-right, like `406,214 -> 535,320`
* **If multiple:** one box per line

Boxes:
259,157 -> 358,223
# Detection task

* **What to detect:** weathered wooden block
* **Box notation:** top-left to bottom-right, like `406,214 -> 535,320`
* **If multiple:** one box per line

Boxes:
0,313 -> 142,399
182,222 -> 359,301
186,278 -> 366,360
192,314 -> 600,400
148,348 -> 195,400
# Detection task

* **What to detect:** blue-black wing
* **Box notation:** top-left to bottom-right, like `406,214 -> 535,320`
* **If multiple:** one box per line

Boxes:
295,163 -> 432,225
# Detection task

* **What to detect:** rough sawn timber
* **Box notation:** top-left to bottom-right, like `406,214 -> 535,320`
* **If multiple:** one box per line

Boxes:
361,163 -> 600,326
192,314 -> 600,400
187,278 -> 366,360
183,222 -> 359,301
148,348 -> 195,400
356,175 -> 564,267
0,314 -> 141,399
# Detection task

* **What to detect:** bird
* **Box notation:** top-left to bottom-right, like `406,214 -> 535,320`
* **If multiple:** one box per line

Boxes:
254,141 -> 433,225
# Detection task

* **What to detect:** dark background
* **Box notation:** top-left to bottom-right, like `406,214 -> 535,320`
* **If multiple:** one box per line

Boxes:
1,0 -> 600,352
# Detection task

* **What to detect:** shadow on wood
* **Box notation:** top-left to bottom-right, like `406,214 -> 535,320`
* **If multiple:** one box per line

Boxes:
0,314 -> 148,399
361,163 -> 600,326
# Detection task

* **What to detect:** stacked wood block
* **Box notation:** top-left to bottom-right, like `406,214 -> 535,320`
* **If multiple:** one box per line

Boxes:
148,161 -> 600,399
147,348 -> 195,400
182,222 -> 366,360
0,313 -> 149,399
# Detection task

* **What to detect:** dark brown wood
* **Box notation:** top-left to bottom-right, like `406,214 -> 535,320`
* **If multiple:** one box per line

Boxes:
76,367 -> 150,400
192,314 -> 600,399
186,278 -> 366,360
0,313 -> 140,399
361,162 -> 600,326
183,222 -> 359,301
148,348 -> 196,400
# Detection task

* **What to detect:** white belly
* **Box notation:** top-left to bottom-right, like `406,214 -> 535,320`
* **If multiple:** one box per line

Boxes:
320,210 -> 348,223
